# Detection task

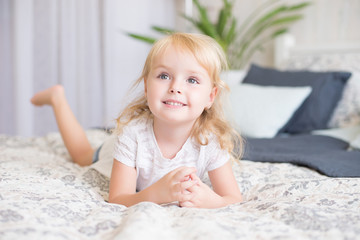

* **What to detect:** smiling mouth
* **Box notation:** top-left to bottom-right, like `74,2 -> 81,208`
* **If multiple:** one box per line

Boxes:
163,101 -> 186,106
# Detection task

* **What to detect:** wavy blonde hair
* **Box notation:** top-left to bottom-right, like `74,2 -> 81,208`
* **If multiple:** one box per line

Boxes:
115,32 -> 242,160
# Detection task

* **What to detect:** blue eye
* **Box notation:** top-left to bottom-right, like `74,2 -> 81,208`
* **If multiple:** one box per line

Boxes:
187,78 -> 199,84
159,73 -> 170,80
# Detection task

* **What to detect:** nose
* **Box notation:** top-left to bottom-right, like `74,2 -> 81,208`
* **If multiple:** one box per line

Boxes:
169,88 -> 181,94
169,79 -> 182,94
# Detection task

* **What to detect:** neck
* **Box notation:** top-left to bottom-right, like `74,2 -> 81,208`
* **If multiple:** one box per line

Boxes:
153,119 -> 195,159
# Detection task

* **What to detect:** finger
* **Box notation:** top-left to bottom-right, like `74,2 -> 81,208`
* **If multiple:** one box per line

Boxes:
174,180 -> 196,194
179,201 -> 195,208
177,191 -> 194,202
190,173 -> 201,181
179,179 -> 198,190
180,175 -> 190,182
168,166 -> 193,179
185,183 -> 200,193
173,167 -> 197,181
188,174 -> 201,187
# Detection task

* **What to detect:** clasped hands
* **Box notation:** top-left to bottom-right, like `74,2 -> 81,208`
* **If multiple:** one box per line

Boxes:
152,166 -> 220,208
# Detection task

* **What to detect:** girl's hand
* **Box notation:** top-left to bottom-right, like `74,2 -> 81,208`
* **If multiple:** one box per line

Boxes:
179,162 -> 242,208
109,161 -> 199,207
179,174 -> 223,208
149,166 -> 198,204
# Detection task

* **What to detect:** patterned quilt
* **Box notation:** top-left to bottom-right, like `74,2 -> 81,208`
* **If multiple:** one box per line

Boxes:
1,130 -> 359,239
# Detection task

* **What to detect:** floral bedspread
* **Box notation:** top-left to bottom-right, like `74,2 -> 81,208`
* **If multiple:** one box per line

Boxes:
1,130 -> 359,240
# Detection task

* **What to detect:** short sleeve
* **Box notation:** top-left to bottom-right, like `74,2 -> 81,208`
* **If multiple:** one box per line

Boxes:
206,137 -> 230,171
113,124 -> 137,167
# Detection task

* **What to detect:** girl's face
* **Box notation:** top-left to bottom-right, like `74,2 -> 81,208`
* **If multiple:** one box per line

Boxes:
145,45 -> 217,127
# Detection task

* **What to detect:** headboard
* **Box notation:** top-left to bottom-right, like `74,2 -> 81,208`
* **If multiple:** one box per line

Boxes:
274,34 -> 360,72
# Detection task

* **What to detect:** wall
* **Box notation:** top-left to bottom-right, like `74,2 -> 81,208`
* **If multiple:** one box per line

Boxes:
193,0 -> 360,68
289,0 -> 360,46
0,0 -> 177,136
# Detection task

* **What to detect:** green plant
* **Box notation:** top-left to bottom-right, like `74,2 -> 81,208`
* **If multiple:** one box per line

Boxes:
126,0 -> 311,69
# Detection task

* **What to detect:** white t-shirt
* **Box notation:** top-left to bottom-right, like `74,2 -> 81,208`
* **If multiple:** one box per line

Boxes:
92,117 -> 230,192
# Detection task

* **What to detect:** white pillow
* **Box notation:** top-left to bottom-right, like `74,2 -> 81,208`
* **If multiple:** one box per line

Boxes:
350,134 -> 360,150
221,70 -> 247,86
312,125 -> 360,143
227,83 -> 312,138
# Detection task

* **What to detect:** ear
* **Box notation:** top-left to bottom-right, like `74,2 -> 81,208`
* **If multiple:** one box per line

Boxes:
207,86 -> 218,109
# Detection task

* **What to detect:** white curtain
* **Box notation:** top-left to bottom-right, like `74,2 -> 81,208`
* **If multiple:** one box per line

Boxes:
0,0 -> 184,137
0,0 -> 104,136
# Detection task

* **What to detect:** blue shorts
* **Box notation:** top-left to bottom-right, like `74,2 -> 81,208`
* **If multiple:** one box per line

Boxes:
92,145 -> 102,163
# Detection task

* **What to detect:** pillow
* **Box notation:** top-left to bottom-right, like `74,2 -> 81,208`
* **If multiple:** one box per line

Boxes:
228,83 -> 312,138
328,72 -> 360,128
221,70 -> 247,86
243,64 -> 351,134
312,125 -> 360,143
350,134 -> 360,150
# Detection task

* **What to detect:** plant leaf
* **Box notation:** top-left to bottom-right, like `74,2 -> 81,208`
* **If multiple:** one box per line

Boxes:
239,28 -> 288,68
235,4 -> 306,63
271,15 -> 303,25
191,0 -> 219,39
225,18 -> 237,46
126,33 -> 157,44
216,0 -> 232,37
271,28 -> 288,37
236,0 -> 280,39
182,14 -> 215,38
287,2 -> 312,11
151,26 -> 176,35
216,8 -> 228,37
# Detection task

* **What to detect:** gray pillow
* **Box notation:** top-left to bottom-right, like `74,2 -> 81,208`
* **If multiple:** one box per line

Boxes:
243,134 -> 360,177
243,64 -> 351,134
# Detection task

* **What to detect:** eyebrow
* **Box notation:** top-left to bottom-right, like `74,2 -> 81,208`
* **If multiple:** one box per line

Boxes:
153,64 -> 171,70
153,64 -> 208,78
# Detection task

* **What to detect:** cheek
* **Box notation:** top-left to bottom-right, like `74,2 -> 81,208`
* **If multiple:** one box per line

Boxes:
146,84 -> 162,103
202,88 -> 213,101
147,84 -> 156,95
191,90 -> 211,108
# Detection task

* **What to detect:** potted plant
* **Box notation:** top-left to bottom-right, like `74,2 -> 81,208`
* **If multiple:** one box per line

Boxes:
126,0 -> 310,70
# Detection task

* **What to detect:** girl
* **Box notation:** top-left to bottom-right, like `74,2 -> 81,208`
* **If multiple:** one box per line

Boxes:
31,33 -> 243,208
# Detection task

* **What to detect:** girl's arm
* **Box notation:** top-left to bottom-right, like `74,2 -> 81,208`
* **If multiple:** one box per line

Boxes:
108,160 -> 198,207
208,161 -> 242,206
179,161 -> 242,208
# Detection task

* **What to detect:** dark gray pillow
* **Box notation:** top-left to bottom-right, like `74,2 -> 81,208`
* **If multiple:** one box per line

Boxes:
243,64 -> 351,134
243,134 -> 360,177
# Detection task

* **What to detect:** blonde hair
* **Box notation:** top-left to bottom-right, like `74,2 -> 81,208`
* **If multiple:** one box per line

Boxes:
115,32 -> 242,160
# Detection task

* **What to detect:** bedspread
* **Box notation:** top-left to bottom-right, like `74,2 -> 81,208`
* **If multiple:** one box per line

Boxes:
1,130 -> 359,240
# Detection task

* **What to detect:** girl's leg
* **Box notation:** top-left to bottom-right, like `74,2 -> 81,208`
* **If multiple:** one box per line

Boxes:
31,85 -> 94,166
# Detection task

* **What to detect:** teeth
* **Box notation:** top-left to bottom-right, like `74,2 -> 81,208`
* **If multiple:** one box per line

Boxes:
165,101 -> 183,106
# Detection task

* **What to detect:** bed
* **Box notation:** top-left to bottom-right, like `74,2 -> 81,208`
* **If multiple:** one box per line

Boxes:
1,35 -> 360,239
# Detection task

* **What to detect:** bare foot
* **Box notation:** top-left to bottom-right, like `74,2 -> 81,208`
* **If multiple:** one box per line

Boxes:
30,85 -> 65,106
